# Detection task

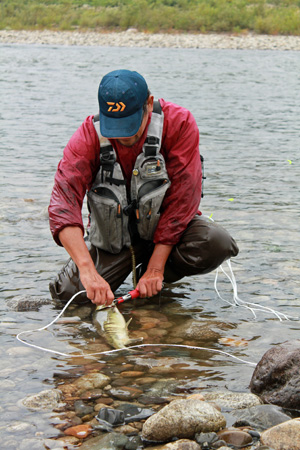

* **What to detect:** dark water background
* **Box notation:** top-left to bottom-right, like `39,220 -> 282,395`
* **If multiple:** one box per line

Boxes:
0,43 -> 300,447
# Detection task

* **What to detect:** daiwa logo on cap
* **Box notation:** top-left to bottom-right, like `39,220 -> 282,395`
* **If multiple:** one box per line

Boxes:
107,102 -> 126,112
98,69 -> 148,139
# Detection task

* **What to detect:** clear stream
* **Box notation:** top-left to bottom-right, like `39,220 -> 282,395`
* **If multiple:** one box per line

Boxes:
0,44 -> 300,447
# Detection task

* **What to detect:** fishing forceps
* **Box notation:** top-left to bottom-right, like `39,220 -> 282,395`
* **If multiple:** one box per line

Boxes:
96,288 -> 140,310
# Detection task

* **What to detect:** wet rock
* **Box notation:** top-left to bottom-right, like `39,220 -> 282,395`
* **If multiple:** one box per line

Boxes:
195,431 -> 218,445
230,404 -> 291,432
74,399 -> 94,417
135,376 -> 157,385
163,440 -> 201,449
97,407 -> 125,426
2,421 -> 35,433
6,295 -> 51,311
95,396 -> 114,405
80,388 -> 104,400
79,431 -> 129,449
170,319 -> 223,341
121,371 -> 145,378
6,346 -> 35,356
21,389 -> 63,411
56,435 -> 80,446
203,391 -> 262,411
187,394 -> 205,401
71,304 -> 93,319
260,418 -> 300,450
94,402 -> 111,412
217,429 -> 253,447
64,423 -> 93,438
108,386 -> 143,400
117,403 -> 155,422
115,424 -> 139,435
54,414 -> 82,431
250,340 -> 300,409
142,399 -> 226,442
138,395 -> 169,405
73,372 -> 110,394
125,435 -> 143,450
20,439 -> 50,450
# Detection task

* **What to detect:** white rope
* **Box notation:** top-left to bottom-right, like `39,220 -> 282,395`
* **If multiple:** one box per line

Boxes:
16,289 -> 256,366
214,259 -> 298,321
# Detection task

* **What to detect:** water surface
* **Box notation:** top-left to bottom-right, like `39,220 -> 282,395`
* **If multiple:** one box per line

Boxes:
0,44 -> 300,447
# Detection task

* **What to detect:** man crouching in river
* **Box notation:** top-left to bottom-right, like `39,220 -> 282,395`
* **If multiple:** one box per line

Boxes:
48,69 -> 239,306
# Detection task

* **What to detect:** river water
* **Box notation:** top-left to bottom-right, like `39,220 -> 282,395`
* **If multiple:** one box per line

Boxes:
0,43 -> 300,448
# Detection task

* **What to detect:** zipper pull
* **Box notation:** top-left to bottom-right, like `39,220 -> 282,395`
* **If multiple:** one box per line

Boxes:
117,203 -> 122,218
136,207 -> 140,223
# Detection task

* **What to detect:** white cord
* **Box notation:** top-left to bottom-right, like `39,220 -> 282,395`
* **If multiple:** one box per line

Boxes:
16,289 -> 256,366
214,259 -> 298,321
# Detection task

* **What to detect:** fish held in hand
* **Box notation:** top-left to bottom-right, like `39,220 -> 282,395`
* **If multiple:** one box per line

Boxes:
93,305 -> 143,350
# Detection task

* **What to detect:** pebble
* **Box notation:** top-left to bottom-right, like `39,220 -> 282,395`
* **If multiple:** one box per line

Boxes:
1,30 -> 300,51
108,386 -> 143,400
64,423 -> 93,438
217,429 -> 253,447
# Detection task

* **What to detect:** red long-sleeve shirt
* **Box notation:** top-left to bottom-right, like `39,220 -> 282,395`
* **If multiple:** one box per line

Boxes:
49,99 -> 202,247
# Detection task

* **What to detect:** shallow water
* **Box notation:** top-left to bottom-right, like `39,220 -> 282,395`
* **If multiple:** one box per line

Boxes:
0,44 -> 300,447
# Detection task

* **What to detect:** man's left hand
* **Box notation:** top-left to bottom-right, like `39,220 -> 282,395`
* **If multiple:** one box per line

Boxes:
137,268 -> 164,298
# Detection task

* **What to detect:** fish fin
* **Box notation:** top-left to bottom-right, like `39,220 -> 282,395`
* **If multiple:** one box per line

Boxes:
128,337 -> 144,345
126,317 -> 133,328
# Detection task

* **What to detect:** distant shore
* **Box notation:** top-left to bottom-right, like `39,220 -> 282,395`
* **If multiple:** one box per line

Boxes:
1,29 -> 300,50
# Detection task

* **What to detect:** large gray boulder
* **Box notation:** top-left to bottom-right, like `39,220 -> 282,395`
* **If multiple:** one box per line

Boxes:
142,399 -> 226,443
250,340 -> 300,409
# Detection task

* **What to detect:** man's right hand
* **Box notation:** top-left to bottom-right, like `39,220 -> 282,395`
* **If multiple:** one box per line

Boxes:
58,226 -> 114,306
80,266 -> 114,305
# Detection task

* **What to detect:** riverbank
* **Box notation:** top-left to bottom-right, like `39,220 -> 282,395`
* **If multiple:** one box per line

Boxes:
1,29 -> 300,50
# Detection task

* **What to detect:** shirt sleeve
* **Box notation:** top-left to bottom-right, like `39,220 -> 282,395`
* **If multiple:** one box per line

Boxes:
48,116 -> 100,246
153,100 -> 202,245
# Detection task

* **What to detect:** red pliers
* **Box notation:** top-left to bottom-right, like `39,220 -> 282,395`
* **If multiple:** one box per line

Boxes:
96,288 -> 140,310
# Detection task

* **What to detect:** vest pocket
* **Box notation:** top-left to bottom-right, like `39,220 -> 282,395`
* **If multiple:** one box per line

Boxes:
87,188 -> 129,254
137,179 -> 170,241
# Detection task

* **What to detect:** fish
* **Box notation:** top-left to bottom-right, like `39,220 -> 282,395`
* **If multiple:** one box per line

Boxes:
93,305 -> 143,350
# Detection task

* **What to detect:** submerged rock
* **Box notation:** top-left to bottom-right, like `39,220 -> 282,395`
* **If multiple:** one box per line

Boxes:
142,399 -> 226,443
203,391 -> 262,411
250,340 -> 300,409
230,404 -> 291,432
73,372 -> 110,394
7,295 -> 51,311
21,389 -> 63,411
79,431 -> 129,449
170,319 -> 225,341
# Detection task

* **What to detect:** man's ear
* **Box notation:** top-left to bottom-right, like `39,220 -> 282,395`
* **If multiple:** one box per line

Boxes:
147,95 -> 154,113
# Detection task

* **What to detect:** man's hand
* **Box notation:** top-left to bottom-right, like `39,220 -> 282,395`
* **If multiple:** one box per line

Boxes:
137,268 -> 164,298
136,243 -> 173,298
80,266 -> 114,305
58,226 -> 114,305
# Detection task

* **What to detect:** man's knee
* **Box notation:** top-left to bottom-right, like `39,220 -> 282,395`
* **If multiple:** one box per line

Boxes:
166,215 -> 239,278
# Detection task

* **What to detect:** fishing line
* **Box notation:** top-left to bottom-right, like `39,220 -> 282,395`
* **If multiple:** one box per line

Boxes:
17,257 -> 297,363
16,290 -> 256,366
214,260 -> 298,321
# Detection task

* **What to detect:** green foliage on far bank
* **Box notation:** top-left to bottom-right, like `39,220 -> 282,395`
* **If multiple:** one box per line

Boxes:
1,0 -> 300,35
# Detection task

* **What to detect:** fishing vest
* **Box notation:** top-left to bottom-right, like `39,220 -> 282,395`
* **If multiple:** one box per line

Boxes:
87,101 -> 171,254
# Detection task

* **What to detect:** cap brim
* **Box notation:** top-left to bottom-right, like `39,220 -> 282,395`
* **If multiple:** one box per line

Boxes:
100,108 -> 144,139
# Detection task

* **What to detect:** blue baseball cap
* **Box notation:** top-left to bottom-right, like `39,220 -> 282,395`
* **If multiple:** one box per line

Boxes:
98,70 -> 149,138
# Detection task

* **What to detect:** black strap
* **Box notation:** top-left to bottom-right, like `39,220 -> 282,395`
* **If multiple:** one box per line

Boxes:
153,100 -> 162,115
